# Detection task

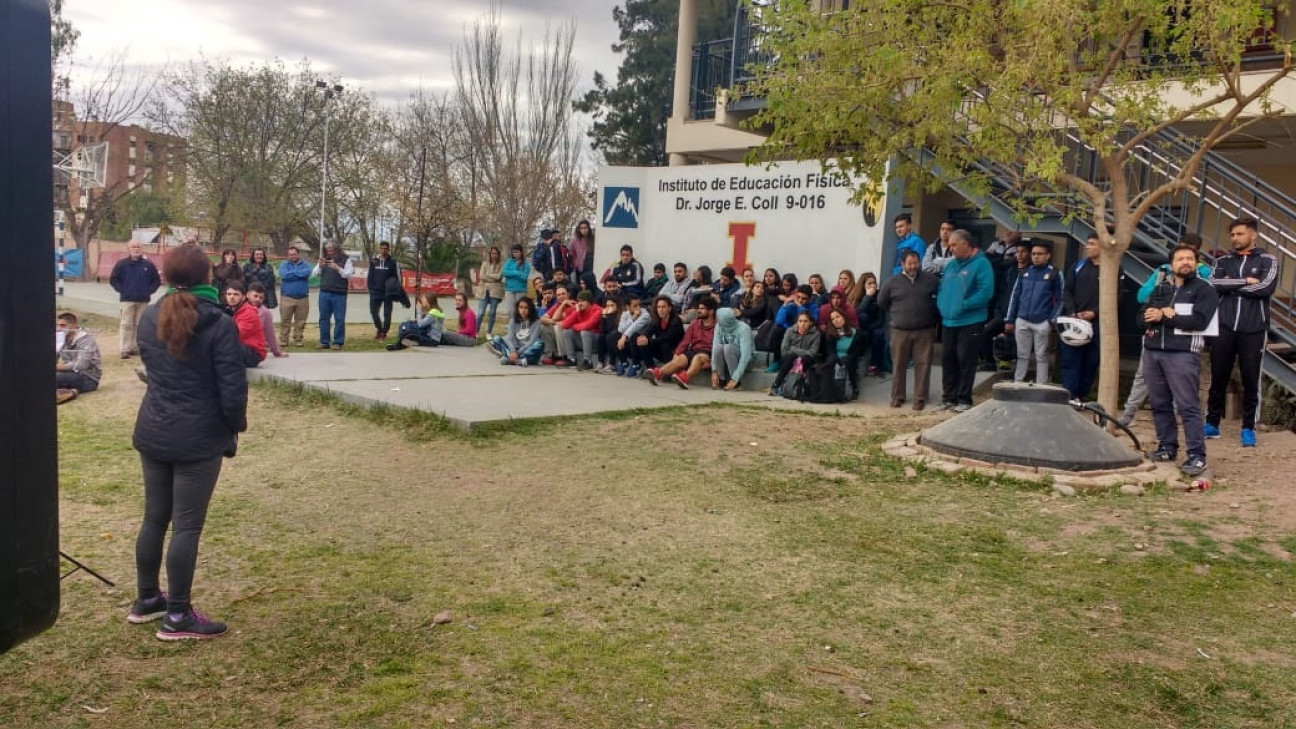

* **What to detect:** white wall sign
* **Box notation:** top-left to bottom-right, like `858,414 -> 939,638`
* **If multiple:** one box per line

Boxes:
597,161 -> 888,282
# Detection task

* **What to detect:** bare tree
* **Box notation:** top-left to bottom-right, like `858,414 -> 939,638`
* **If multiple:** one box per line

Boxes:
452,2 -> 586,250
58,51 -> 161,249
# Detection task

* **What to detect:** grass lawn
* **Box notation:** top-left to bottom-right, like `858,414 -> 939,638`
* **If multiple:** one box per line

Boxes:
4,344 -> 1296,728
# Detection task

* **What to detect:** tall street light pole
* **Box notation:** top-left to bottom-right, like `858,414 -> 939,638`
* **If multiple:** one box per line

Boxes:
315,80 -> 343,256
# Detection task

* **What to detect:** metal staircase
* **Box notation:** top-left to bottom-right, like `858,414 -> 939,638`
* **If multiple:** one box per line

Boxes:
917,120 -> 1296,397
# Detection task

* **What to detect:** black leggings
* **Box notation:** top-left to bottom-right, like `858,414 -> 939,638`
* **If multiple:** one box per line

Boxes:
135,454 -> 223,614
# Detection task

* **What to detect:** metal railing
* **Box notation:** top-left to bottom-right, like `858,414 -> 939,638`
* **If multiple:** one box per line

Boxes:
690,39 -> 733,120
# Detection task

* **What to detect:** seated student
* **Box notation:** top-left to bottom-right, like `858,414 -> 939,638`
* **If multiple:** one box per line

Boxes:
658,262 -> 693,309
247,283 -> 287,358
388,293 -> 446,349
599,277 -> 623,307
735,280 -> 774,329
224,281 -> 266,366
489,296 -> 544,366
806,273 -> 829,311
712,266 -> 741,307
825,309 -> 866,400
56,311 -> 102,397
609,293 -> 651,376
551,268 -> 577,298
683,265 -> 714,318
766,284 -> 815,371
442,291 -> 478,346
596,295 -> 625,372
631,296 -> 685,375
769,311 -> 822,397
778,272 -> 799,304
534,283 -> 557,317
647,294 -> 719,389
540,286 -> 577,364
557,290 -> 604,370
643,263 -> 668,300
711,307 -> 754,391
817,286 -> 859,330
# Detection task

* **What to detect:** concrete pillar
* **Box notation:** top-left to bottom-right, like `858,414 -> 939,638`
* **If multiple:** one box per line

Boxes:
669,0 -> 699,167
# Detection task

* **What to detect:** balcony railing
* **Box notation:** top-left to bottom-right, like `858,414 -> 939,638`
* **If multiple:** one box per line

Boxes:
690,39 -> 732,120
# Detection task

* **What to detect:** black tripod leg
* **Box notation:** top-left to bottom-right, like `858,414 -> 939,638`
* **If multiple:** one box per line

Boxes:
59,551 -> 116,587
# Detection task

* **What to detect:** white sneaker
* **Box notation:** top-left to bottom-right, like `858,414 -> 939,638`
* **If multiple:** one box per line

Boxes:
518,358 -> 529,367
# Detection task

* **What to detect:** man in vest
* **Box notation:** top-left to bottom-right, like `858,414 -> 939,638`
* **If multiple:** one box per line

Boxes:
313,242 -> 354,349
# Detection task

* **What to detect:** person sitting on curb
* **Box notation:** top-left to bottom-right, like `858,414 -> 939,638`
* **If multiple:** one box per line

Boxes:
631,296 -> 685,375
534,284 -> 556,317
388,293 -> 446,349
647,294 -> 718,389
766,284 -> 815,372
558,290 -> 605,370
643,263 -> 668,300
540,286 -> 577,364
610,293 -> 652,376
769,311 -> 823,397
596,296 -> 624,372
442,292 -> 478,346
56,311 -> 102,401
816,286 -> 859,330
247,283 -> 287,358
224,281 -> 266,367
825,309 -> 865,400
711,307 -> 754,391
489,296 -> 544,366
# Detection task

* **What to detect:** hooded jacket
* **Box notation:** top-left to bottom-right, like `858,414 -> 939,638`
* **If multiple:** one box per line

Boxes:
712,308 -> 755,381
676,315 -> 716,355
505,315 -> 542,351
781,324 -> 822,360
133,295 -> 247,461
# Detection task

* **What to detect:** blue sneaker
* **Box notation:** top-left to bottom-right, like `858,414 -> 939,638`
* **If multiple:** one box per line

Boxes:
1203,423 -> 1221,439
615,362 -> 626,376
765,361 -> 779,373
1241,429 -> 1257,447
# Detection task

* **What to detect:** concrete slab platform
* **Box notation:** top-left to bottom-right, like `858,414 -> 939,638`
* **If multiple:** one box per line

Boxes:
248,345 -> 999,430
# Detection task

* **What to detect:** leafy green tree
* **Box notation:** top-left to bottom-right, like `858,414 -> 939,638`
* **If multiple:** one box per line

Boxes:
99,190 -> 176,241
744,0 -> 1294,415
576,0 -> 737,166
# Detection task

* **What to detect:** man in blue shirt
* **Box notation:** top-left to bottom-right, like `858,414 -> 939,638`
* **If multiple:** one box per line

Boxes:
278,246 -> 314,347
891,213 -> 928,275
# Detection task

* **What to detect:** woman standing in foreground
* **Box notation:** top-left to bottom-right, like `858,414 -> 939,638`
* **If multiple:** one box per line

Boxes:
128,244 -> 248,640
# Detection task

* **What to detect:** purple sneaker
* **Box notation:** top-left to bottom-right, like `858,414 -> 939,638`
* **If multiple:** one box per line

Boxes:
156,608 -> 228,641
126,592 -> 168,624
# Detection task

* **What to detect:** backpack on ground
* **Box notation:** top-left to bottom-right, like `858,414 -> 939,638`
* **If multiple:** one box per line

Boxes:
804,361 -> 848,403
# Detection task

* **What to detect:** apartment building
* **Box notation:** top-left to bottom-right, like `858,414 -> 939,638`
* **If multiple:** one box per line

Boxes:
53,99 -> 187,210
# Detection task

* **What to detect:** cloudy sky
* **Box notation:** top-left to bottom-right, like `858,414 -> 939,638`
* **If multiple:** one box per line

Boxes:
63,0 -> 625,106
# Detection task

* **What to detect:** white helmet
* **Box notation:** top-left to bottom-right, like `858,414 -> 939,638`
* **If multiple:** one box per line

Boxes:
1056,316 -> 1093,347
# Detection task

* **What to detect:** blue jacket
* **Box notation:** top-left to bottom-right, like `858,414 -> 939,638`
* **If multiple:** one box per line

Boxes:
1005,263 -> 1063,324
892,232 -> 927,274
109,255 -> 161,302
936,251 -> 994,328
279,259 -> 313,299
503,258 -> 531,293
774,300 -> 813,329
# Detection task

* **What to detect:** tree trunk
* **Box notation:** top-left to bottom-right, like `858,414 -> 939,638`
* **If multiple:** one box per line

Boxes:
1096,244 -> 1125,417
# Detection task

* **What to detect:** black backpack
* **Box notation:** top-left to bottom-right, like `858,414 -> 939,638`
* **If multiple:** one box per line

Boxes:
786,360 -> 846,403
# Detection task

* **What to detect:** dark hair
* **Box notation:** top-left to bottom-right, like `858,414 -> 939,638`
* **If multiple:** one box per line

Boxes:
828,308 -> 855,336
781,273 -> 798,289
894,213 -> 912,224
250,247 -> 267,264
1229,216 -> 1258,232
221,248 -> 237,261
674,261 -> 688,271
627,293 -> 642,304
541,282 -> 557,292
620,244 -> 633,254
1029,241 -> 1053,253
653,263 -> 666,273
225,280 -> 247,294
247,282 -> 267,295
577,290 -> 595,303
695,265 -> 713,285
650,295 -> 676,324
720,266 -> 736,279
379,240 -> 390,248
287,246 -> 299,254
1178,232 -> 1203,250
511,244 -> 525,259
900,249 -> 921,263
158,245 -> 214,359
57,312 -> 78,325
1170,244 -> 1200,261
795,284 -> 813,297
697,294 -> 719,312
514,296 -> 538,323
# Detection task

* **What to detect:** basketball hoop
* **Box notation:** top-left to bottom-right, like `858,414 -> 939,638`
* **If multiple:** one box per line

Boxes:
54,142 -> 108,189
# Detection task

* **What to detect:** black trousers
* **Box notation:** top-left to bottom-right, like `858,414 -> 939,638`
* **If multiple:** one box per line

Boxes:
136,454 -> 224,614
369,296 -> 394,335
1206,328 -> 1267,430
941,322 -> 983,405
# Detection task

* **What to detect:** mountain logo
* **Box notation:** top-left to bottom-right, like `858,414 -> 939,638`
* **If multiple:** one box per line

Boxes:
602,187 -> 641,228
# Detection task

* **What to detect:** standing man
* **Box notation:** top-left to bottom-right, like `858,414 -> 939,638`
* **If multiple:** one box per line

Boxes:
109,240 -> 161,359
278,245 -> 312,347
879,249 -> 940,410
1205,216 -> 1279,447
1142,244 -> 1220,476
922,220 -> 956,275
935,229 -> 994,412
313,242 -> 354,350
532,229 -> 571,282
56,312 -> 102,396
1003,241 -> 1063,384
1061,235 -> 1102,403
890,213 -> 928,275
366,241 -> 400,341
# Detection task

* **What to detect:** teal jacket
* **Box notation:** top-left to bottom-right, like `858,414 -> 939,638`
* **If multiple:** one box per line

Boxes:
712,308 -> 755,381
936,251 -> 994,328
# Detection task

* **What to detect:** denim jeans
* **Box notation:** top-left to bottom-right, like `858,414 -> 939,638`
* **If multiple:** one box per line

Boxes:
318,291 -> 348,346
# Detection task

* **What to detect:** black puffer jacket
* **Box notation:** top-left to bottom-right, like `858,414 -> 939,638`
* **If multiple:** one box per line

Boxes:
133,295 -> 248,461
